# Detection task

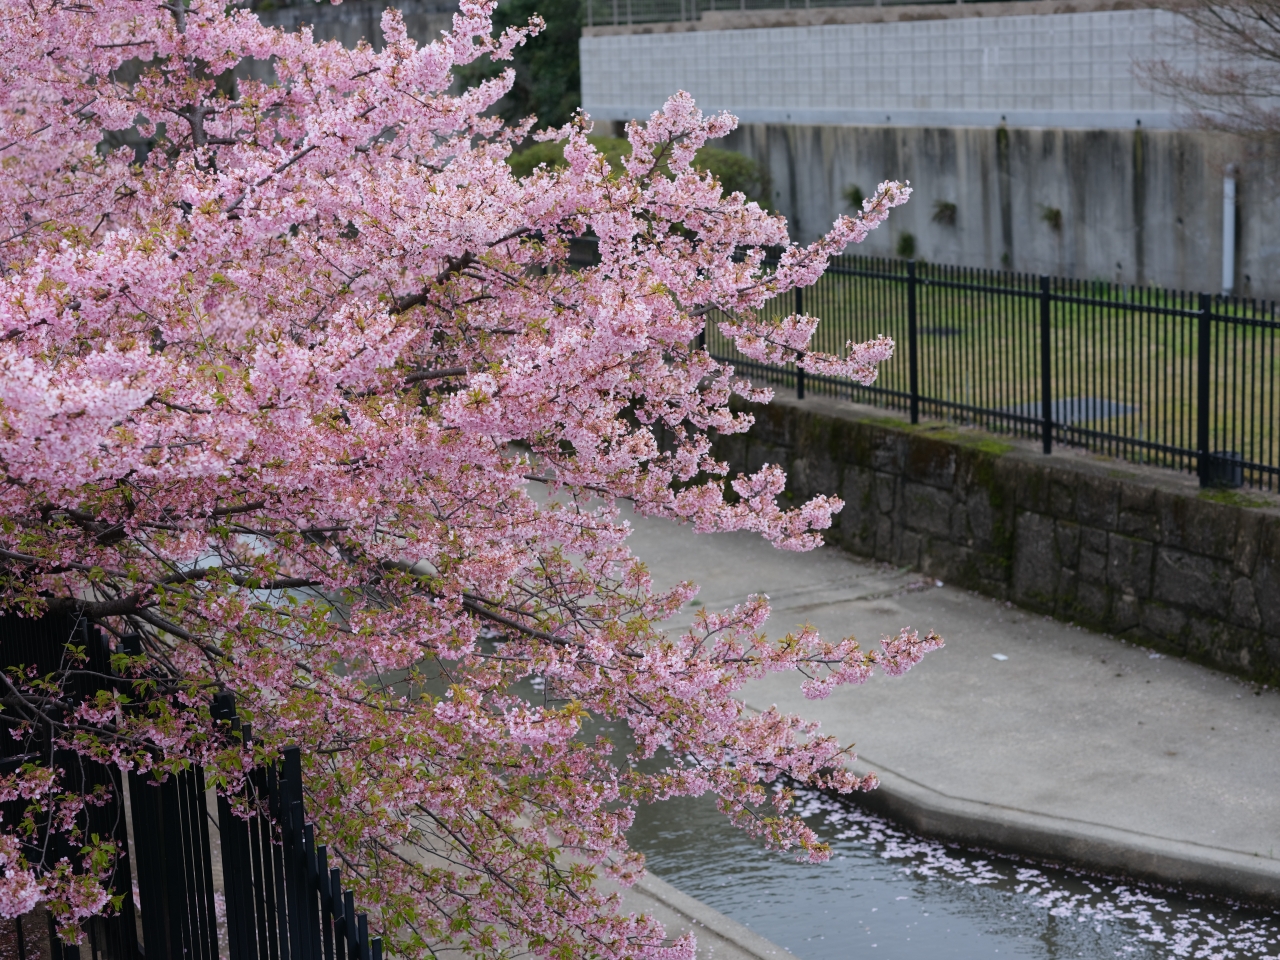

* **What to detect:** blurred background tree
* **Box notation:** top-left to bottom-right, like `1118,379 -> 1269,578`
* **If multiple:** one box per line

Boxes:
459,0 -> 584,130
509,136 -> 773,207
1144,0 -> 1280,139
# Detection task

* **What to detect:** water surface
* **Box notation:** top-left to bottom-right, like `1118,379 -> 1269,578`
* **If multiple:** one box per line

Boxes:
628,784 -> 1280,960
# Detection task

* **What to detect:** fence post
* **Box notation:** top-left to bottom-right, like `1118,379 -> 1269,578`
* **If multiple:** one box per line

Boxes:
794,285 -> 805,400
1039,275 -> 1052,455
1197,292 -> 1212,487
907,260 -> 919,424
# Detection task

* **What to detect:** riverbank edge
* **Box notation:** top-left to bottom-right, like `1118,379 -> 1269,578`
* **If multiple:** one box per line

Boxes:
846,755 -> 1280,909
626,873 -> 800,960
706,392 -> 1280,685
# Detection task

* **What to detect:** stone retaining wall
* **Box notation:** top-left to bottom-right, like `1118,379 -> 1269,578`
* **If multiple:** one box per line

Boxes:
711,395 -> 1280,683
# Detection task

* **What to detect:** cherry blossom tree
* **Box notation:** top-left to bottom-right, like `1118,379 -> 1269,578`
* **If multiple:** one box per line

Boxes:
0,0 -> 933,953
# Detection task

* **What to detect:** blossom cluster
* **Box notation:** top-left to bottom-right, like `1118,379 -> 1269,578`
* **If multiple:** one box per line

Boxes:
0,0 -> 928,953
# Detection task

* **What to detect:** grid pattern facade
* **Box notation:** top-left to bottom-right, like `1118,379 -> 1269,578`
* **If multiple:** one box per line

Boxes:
580,10 -> 1198,129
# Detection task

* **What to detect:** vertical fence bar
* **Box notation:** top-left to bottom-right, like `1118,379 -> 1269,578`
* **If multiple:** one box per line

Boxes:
795,285 -> 805,400
1197,292 -> 1212,487
1040,275 -> 1052,454
907,259 -> 919,424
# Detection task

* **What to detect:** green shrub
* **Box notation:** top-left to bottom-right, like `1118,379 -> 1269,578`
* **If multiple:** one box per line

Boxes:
1040,205 -> 1064,232
507,138 -> 772,207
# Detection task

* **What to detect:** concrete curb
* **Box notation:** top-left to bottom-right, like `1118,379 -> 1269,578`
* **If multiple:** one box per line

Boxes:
850,756 -> 1280,908
629,873 -> 799,960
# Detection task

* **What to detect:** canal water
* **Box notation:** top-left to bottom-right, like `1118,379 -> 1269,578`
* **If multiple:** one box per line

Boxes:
627,782 -> 1280,960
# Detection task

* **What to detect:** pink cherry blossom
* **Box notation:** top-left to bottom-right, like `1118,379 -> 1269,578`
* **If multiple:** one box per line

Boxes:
0,0 -> 932,953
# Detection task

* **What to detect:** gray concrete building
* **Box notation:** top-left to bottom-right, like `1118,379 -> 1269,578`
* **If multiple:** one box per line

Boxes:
581,0 -> 1277,298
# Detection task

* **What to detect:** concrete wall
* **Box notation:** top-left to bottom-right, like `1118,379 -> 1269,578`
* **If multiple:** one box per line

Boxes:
722,122 -> 1279,297
581,4 -> 1196,130
581,0 -> 1280,296
708,395 -> 1280,684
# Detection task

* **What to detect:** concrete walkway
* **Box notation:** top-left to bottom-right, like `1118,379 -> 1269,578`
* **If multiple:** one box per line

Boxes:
624,510 -> 1280,907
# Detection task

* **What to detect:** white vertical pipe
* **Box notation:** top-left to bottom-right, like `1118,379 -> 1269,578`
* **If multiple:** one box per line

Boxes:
1222,165 -> 1237,296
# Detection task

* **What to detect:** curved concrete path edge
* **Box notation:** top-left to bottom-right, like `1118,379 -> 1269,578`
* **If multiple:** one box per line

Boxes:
848,756 -> 1280,909
629,873 -> 799,960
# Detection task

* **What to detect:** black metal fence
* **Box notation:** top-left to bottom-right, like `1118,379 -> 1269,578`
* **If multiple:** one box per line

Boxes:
218,743 -> 384,960
0,612 -> 142,960
1,616 -> 383,960
702,256 -> 1280,491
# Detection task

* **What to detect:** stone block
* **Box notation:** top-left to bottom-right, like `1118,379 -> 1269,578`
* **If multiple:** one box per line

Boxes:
1048,475 -> 1077,519
922,541 -> 969,584
1080,527 -> 1109,555
1054,521 -> 1080,568
1106,533 -> 1154,599
746,441 -> 789,476
902,481 -> 953,537
1119,482 -> 1155,517
1075,475 -> 1120,530
904,437 -> 956,489
1262,635 -> 1280,680
1014,464 -> 1052,514
1254,558 -> 1280,636
1157,495 -> 1238,560
1117,507 -> 1159,542
964,489 -> 996,547
1183,615 -> 1220,659
1011,512 -> 1059,610
874,515 -> 895,561
1232,511 -> 1264,576
1112,593 -> 1141,632
1140,601 -> 1187,640
1054,568 -> 1079,615
791,455 -> 838,501
715,435 -> 748,475
870,433 -> 906,474
841,466 -> 874,511
1229,578 -> 1262,630
973,550 -> 1013,585
1152,548 -> 1233,619
896,529 -> 923,568
874,472 -> 896,514
1074,581 -> 1110,628
1078,547 -> 1107,585
839,469 -> 876,552
834,422 -> 875,469
752,404 -> 794,448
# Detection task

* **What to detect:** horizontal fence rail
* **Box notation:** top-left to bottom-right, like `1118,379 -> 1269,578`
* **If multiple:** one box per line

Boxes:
701,255 -> 1280,490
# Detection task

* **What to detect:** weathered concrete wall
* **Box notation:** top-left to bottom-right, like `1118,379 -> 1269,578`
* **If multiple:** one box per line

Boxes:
710,395 -> 1280,683
581,6 -> 1193,130
722,123 -> 1279,298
